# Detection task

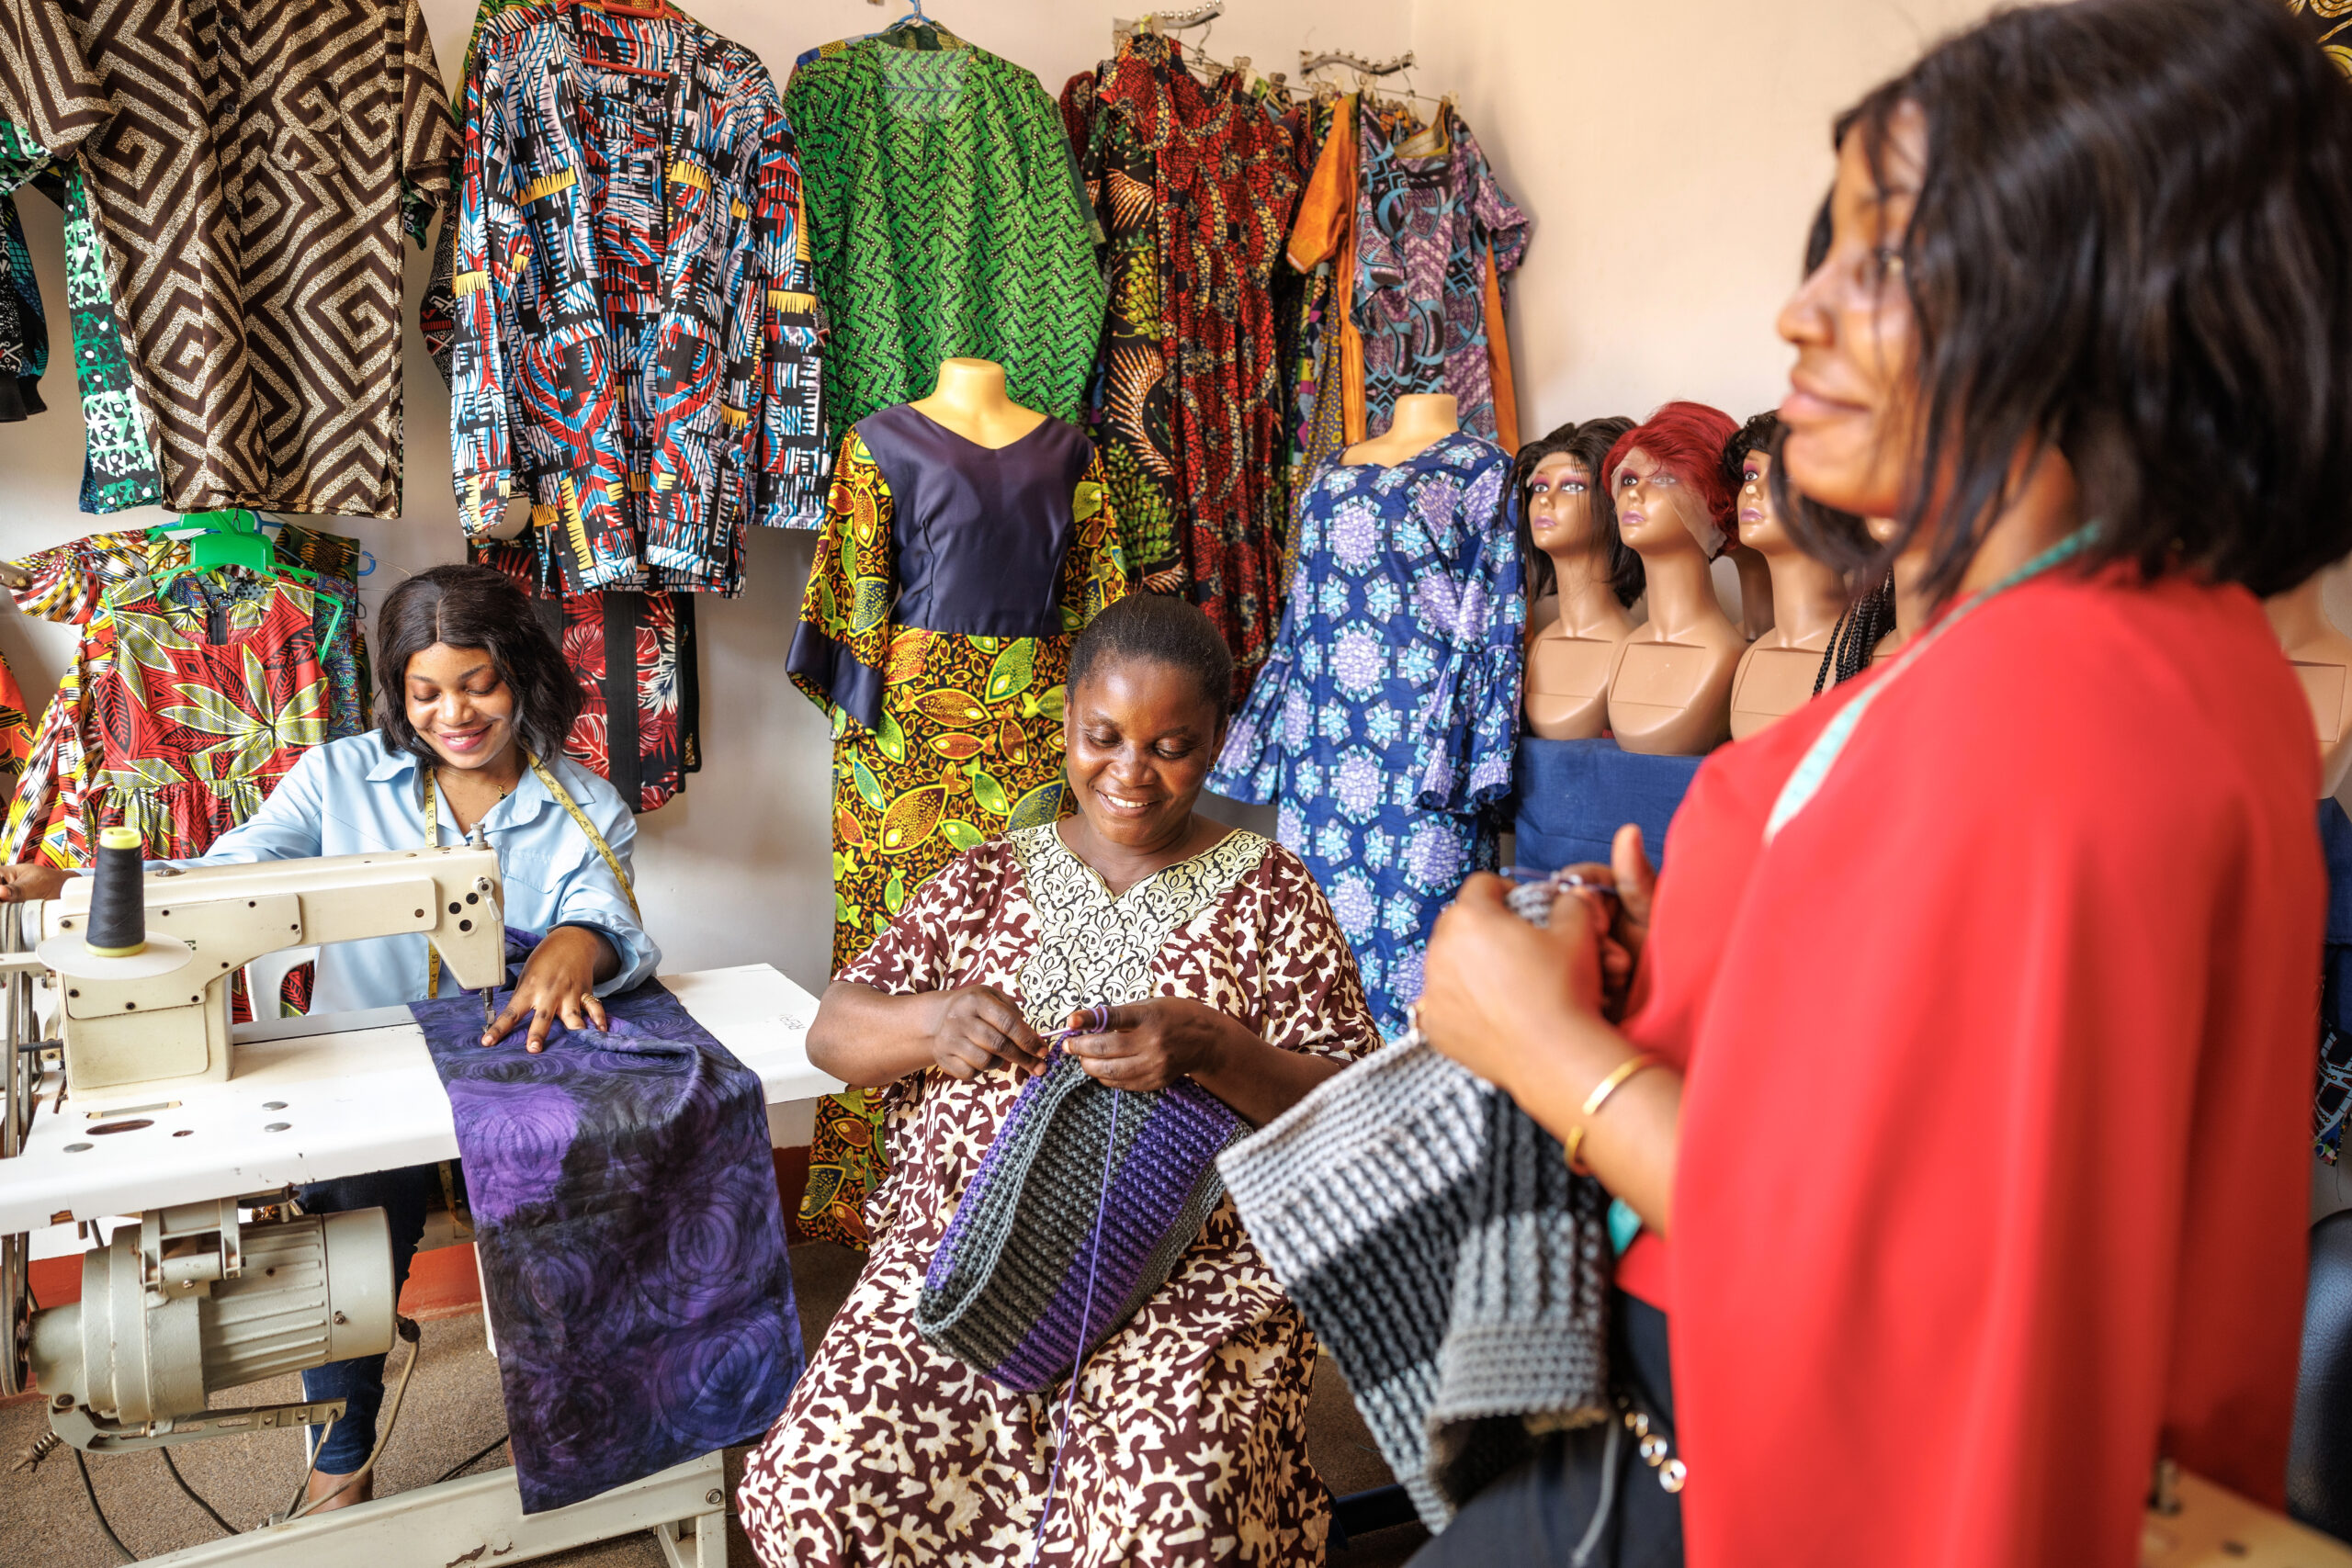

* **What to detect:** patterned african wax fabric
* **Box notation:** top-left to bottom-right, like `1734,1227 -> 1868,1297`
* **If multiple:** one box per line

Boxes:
473,538 -> 701,814
2291,1 -> 2352,79
0,650 -> 35,806
0,0 -> 457,515
443,2 -> 825,597
1063,62 -> 1181,593
87,572 -> 326,858
785,409 -> 1127,1248
737,825 -> 1382,1566
1351,105 -> 1527,443
7,156 -> 166,513
1210,434 -> 1523,1035
1089,36 -> 1302,694
783,26 -> 1106,443
0,180 -> 45,421
415,942 -> 798,1515
0,525 -> 368,868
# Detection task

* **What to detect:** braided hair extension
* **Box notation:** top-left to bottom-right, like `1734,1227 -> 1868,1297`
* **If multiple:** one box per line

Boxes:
1811,577 -> 1897,695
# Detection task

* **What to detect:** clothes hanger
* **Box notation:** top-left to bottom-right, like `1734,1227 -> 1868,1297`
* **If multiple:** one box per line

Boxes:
556,0 -> 671,81
148,510 -> 351,651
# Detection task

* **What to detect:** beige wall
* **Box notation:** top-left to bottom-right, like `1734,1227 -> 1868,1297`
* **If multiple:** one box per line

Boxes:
0,0 -> 2020,996
1416,0 -> 1998,441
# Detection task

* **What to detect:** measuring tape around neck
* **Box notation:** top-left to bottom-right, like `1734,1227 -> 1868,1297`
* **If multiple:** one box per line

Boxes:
420,750 -> 639,998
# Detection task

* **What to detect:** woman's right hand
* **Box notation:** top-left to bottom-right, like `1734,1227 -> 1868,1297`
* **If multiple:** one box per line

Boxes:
0,864 -> 72,904
924,984 -> 1046,1080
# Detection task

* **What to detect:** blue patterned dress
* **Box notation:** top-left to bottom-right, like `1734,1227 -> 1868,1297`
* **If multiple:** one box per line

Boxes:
1211,432 -> 1522,1032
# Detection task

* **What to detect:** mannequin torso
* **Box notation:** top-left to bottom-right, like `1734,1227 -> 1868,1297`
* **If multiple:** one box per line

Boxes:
1607,445 -> 1743,754
909,357 -> 1047,449
2267,575 -> 2352,796
1524,451 -> 1634,739
1728,449 -> 1847,739
1343,392 -> 1459,468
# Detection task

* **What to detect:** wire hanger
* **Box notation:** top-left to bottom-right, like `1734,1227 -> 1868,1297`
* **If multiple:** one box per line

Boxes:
856,0 -> 943,46
557,0 -> 671,81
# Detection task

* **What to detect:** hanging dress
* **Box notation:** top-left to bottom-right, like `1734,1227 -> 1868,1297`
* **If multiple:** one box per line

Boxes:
786,405 -> 1127,1246
1211,433 -> 1523,1034
1067,55 -> 1183,592
88,572 -> 326,858
3,525 -> 369,869
784,25 -> 1106,442
1351,106 -> 1527,443
1091,36 -> 1301,694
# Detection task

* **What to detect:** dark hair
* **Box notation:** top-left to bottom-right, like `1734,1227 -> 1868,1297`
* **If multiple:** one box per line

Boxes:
1722,412 -> 1781,495
1778,0 -> 2352,607
1812,578 -> 1897,695
1065,594 -> 1236,723
1513,417 -> 1642,606
376,564 -> 580,765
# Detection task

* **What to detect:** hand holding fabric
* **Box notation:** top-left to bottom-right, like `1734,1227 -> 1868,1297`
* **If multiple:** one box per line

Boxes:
925,984 -> 1046,1079
483,925 -> 616,1052
1419,873 -> 1605,1098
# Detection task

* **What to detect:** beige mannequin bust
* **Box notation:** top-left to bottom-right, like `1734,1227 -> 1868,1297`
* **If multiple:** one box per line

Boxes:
1729,448 -> 1846,739
2268,574 -> 2352,797
1521,418 -> 1638,739
910,357 -> 1047,448
1605,409 -> 1746,755
1730,544 -> 1777,641
1345,391 -> 1459,467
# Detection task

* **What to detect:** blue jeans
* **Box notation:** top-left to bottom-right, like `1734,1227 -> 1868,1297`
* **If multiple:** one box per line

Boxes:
298,1164 -> 435,1473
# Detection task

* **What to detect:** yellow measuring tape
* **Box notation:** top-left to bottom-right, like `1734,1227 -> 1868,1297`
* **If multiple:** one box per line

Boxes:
422,751 -> 639,998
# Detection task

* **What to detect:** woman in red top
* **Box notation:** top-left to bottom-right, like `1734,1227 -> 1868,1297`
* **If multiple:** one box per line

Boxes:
1415,2 -> 2352,1564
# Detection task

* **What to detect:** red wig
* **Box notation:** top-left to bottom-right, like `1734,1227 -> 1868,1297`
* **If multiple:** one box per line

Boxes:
1605,401 -> 1740,557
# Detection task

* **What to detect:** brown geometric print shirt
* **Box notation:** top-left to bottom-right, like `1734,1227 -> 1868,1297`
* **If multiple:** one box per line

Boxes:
0,0 -> 458,516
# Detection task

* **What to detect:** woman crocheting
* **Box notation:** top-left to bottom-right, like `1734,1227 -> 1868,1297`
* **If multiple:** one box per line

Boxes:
737,593 -> 1381,1565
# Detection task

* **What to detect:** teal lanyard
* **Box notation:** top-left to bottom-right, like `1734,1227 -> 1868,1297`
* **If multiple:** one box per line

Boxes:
1763,525 -> 2100,845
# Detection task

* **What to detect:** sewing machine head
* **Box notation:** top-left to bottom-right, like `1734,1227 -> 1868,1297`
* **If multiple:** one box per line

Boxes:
34,844 -> 506,1102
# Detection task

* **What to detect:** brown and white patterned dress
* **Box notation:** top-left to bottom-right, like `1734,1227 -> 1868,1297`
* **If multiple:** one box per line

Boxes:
739,823 -> 1381,1565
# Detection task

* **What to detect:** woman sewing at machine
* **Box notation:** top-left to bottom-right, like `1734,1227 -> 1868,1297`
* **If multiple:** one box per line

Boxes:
737,593 -> 1383,1565
0,562 -> 658,1512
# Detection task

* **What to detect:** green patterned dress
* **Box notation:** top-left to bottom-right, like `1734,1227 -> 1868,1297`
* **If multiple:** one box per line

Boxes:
783,26 -> 1106,442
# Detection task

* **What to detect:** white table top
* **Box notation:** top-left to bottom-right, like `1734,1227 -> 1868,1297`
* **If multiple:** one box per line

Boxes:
0,964 -> 842,1235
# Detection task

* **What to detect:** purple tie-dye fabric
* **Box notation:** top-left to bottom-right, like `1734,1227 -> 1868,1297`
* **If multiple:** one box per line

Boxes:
413,943 -> 801,1514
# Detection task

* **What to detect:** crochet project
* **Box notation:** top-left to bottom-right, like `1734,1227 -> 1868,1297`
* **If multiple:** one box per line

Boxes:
1220,1035 -> 1614,1530
915,1017 -> 1249,1393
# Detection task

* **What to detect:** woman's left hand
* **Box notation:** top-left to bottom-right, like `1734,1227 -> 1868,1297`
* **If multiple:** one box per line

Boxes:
1419,873 -> 1603,1097
484,926 -> 617,1052
1063,999 -> 1246,1092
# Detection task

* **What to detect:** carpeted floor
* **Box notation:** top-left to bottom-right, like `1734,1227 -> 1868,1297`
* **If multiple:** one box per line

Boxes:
0,1241 -> 1429,1566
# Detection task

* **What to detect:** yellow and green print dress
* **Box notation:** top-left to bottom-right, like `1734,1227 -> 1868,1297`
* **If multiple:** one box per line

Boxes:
786,403 -> 1127,1247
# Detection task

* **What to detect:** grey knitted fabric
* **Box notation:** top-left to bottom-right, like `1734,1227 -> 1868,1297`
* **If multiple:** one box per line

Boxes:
1219,1038 -> 1612,1530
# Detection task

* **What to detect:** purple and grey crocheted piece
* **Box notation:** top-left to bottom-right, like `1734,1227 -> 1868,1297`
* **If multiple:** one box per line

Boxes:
916,1045 -> 1248,1392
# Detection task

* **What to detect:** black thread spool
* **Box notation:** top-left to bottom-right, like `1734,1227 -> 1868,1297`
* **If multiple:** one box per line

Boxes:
85,826 -> 146,958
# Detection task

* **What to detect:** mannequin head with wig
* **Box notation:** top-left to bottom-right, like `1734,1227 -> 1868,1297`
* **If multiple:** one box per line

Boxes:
1515,416 -> 1642,606
1606,402 -> 1741,563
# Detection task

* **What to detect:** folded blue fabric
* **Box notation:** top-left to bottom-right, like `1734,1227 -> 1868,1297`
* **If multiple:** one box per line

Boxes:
413,937 -> 800,1514
1510,737 -> 1702,874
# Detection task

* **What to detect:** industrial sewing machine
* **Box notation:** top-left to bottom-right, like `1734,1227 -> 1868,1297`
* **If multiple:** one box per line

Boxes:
0,840 -> 832,1567
4,841 -> 505,1457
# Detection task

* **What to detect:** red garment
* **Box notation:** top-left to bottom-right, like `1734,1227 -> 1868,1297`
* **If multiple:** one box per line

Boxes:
1615,570 -> 2319,1566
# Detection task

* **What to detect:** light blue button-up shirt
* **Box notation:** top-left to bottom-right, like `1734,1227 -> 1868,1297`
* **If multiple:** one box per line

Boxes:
186,732 -> 660,1016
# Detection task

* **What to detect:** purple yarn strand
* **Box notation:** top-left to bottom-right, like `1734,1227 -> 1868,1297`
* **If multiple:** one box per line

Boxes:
1027,1004 -> 1120,1565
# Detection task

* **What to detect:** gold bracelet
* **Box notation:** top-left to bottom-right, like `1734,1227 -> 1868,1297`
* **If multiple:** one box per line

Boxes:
1562,1053 -> 1661,1177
